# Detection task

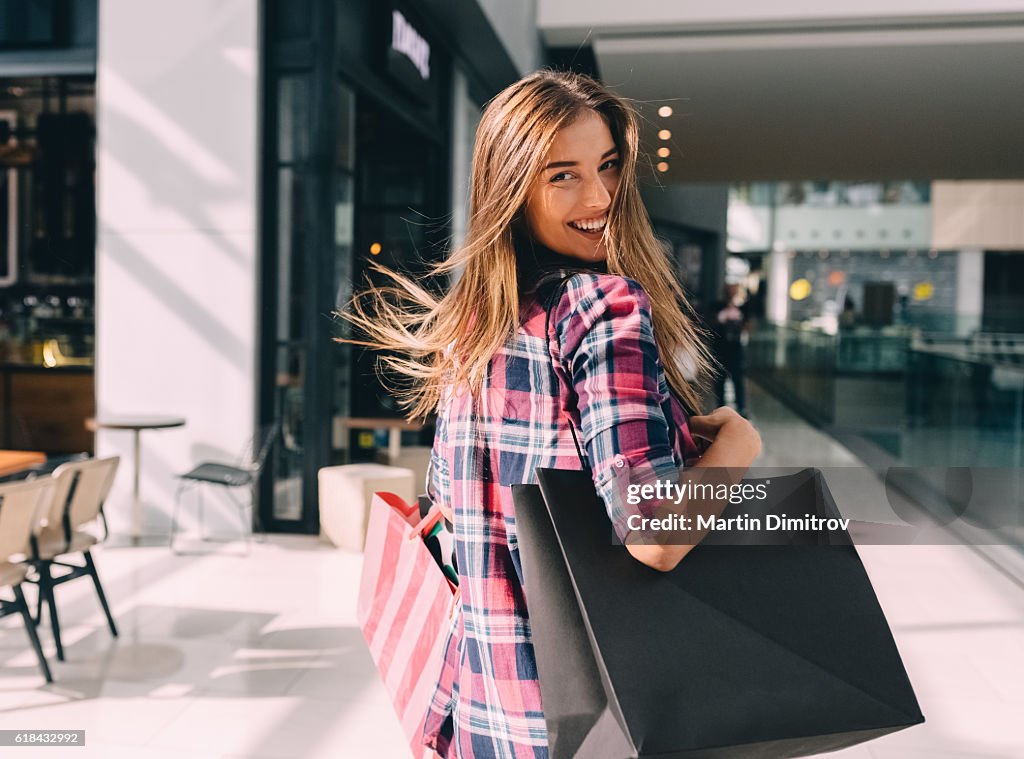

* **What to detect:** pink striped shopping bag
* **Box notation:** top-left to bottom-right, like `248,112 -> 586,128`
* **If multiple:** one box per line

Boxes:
357,491 -> 458,759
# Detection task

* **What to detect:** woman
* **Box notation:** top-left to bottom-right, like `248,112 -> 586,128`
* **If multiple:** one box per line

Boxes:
345,70 -> 761,758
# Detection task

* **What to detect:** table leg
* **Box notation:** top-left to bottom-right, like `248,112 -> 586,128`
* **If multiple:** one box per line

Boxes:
132,429 -> 142,544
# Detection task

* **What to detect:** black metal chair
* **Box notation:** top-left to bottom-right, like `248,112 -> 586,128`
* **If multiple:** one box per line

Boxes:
25,456 -> 121,662
170,427 -> 276,554
0,478 -> 55,682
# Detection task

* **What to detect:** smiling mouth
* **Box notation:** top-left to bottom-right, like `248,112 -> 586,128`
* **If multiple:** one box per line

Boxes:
567,214 -> 608,236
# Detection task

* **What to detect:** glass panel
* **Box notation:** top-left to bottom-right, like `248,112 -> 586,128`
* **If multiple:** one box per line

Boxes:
277,75 -> 310,164
332,173 -> 354,454
273,1 -> 311,41
272,343 -> 304,521
335,82 -> 355,173
0,167 -> 13,285
271,165 -> 307,521
276,167 -> 306,343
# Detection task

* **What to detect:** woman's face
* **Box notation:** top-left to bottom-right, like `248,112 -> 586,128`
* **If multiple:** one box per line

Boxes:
524,110 -> 621,262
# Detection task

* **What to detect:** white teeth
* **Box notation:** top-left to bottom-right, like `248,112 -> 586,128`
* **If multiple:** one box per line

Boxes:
570,215 -> 607,232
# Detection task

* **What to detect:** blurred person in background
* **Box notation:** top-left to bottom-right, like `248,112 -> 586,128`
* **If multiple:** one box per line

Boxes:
343,70 -> 761,758
707,283 -> 750,417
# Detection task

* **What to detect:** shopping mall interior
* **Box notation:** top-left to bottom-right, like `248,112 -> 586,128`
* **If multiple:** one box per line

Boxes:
0,0 -> 1021,756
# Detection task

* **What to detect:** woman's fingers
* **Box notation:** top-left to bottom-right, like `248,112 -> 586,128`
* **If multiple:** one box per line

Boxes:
687,414 -> 721,442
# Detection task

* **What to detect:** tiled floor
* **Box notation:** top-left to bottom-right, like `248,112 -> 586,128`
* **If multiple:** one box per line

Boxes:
0,384 -> 1021,757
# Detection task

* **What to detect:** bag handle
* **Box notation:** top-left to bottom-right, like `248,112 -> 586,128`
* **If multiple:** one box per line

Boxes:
409,502 -> 445,541
541,273 -> 680,471
542,273 -> 591,470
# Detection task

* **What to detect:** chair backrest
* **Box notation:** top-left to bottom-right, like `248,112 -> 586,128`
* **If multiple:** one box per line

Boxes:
0,478 -> 53,564
250,425 -> 277,474
44,456 -> 121,534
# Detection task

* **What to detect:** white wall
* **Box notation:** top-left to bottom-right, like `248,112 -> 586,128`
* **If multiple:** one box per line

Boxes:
932,181 -> 1024,250
539,0 -> 1024,44
95,0 -> 258,536
449,69 -> 481,254
955,249 -> 984,333
476,0 -> 542,74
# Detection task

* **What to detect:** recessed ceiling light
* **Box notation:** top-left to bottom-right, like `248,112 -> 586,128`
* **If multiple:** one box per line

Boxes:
658,129 -> 671,140
657,147 -> 670,158
656,162 -> 669,173
369,242 -> 382,255
658,106 -> 673,118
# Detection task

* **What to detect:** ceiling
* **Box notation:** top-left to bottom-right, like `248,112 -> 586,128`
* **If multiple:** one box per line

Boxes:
570,24 -> 1024,181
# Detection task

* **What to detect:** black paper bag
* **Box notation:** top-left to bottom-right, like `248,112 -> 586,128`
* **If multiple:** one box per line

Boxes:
513,468 -> 924,759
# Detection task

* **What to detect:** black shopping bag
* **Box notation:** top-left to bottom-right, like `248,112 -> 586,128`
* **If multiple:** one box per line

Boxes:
513,468 -> 924,759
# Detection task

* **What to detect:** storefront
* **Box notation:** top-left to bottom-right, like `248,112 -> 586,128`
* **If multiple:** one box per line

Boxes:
0,1 -> 97,456
258,0 -> 532,532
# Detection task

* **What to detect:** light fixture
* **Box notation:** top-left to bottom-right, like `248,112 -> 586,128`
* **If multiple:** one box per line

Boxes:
658,129 -> 671,140
369,242 -> 382,255
658,106 -> 673,118
789,279 -> 812,301
657,147 -> 670,158
656,161 -> 669,173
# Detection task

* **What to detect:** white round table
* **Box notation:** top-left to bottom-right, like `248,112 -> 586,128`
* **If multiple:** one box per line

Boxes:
86,416 -> 186,543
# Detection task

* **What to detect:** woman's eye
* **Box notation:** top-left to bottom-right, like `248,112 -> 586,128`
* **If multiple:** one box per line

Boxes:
600,159 -> 620,171
550,172 -> 574,183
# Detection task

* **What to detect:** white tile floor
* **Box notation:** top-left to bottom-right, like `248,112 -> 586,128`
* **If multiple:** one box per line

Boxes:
0,384 -> 1021,758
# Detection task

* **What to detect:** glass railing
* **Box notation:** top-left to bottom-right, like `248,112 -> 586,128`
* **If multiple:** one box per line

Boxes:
731,180 -> 932,208
747,321 -> 1023,543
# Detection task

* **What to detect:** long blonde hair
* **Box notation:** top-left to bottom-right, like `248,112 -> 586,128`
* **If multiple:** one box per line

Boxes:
341,70 -> 712,420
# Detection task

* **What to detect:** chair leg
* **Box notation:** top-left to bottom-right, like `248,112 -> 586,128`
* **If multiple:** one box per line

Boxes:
224,486 -> 252,554
83,551 -> 118,638
250,482 -> 267,543
237,492 -> 251,555
34,582 -> 43,626
198,486 -> 206,541
170,480 -> 186,553
38,562 -> 64,661
14,585 -> 52,683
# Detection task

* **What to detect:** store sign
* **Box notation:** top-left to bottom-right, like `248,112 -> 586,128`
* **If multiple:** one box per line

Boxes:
390,10 -> 430,81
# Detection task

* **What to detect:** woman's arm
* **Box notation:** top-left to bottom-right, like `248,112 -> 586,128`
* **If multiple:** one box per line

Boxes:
624,406 -> 761,572
552,274 -> 761,574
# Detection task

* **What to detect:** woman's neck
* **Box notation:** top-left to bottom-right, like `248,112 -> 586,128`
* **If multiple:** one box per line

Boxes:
517,239 -> 608,296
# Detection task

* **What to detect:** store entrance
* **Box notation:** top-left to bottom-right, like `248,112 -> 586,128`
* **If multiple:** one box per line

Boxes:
344,97 -> 446,458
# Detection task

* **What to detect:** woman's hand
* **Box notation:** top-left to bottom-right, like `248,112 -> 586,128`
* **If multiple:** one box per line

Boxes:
688,406 -> 747,443
689,405 -> 761,469
626,407 -> 761,573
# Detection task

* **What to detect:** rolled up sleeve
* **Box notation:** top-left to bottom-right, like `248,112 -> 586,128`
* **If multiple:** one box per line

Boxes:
551,274 -> 680,538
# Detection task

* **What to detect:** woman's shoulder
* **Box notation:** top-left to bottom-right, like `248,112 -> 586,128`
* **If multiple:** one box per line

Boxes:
552,271 -> 654,328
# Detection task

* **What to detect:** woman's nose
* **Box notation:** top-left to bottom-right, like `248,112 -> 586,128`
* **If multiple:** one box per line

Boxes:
582,176 -> 611,209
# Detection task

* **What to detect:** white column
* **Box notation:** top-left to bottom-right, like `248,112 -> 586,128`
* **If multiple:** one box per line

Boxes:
766,249 -> 791,326
765,249 -> 791,368
955,248 -> 984,335
95,0 -> 258,536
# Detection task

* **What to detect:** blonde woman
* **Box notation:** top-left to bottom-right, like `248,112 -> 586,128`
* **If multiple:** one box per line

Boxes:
345,71 -> 761,758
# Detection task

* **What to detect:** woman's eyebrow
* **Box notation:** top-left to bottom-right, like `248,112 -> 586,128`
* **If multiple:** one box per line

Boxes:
543,146 -> 619,170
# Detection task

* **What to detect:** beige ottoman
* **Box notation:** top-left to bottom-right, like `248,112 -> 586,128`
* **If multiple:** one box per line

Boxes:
318,464 -> 415,551
376,445 -> 432,495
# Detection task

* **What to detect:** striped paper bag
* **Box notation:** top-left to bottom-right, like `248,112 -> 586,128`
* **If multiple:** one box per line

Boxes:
357,491 -> 458,758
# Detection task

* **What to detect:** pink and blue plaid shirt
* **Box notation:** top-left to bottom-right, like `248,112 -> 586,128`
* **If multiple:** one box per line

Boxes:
424,272 -> 701,758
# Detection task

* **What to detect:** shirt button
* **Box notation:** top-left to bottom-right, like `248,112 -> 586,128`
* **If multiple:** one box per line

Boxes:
614,455 -> 625,468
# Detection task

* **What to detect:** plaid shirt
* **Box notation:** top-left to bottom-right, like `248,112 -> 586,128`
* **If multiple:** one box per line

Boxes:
424,272 -> 701,758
